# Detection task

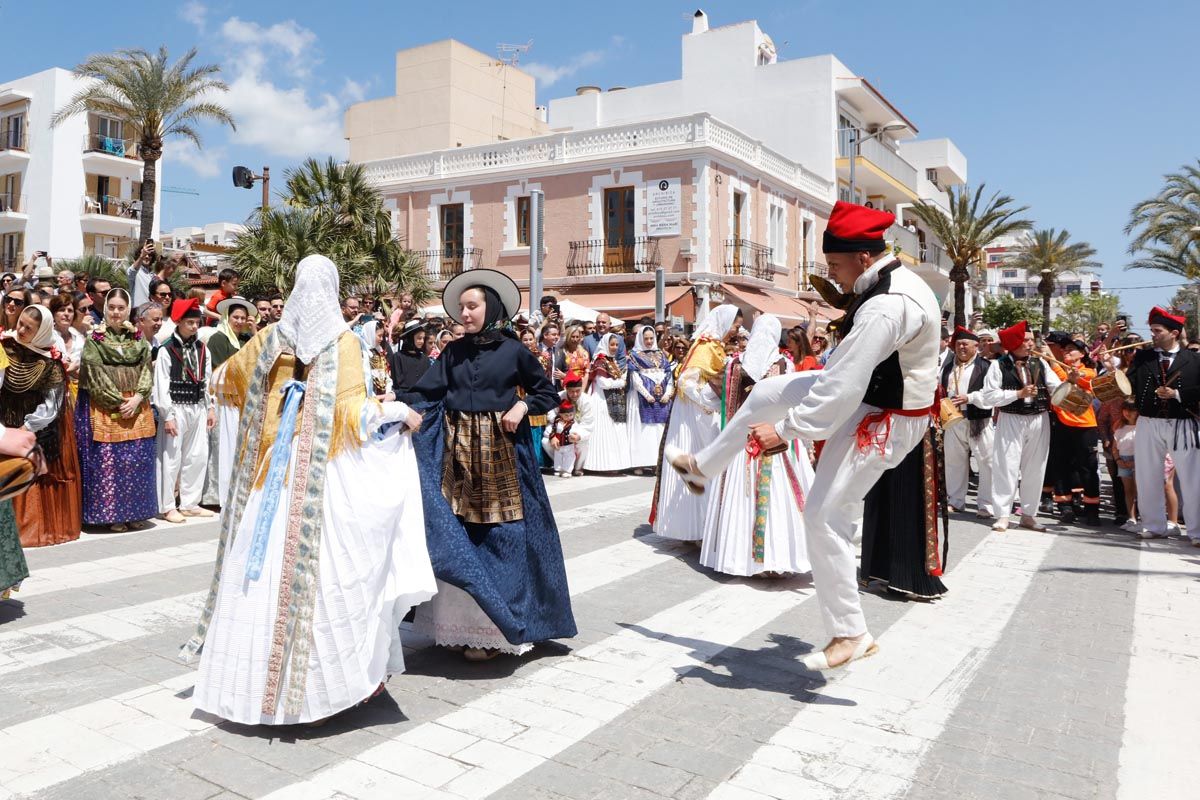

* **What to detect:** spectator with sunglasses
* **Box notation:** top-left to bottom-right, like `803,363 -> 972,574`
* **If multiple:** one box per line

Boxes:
810,326 -> 830,365
3,287 -> 30,332
148,278 -> 174,307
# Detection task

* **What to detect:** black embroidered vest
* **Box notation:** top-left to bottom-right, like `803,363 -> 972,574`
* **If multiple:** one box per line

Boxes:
164,337 -> 207,404
940,356 -> 992,420
840,260 -> 904,410
996,355 -> 1048,415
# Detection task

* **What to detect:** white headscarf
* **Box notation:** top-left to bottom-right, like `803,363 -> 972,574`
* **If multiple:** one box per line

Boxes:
277,255 -> 348,363
692,304 -> 739,342
592,332 -> 619,363
633,324 -> 659,352
355,319 -> 380,353
9,303 -> 56,357
741,313 -> 782,382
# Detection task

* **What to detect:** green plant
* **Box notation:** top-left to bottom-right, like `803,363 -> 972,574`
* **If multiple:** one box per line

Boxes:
1125,161 -> 1200,281
1051,292 -> 1124,336
978,293 -> 1042,331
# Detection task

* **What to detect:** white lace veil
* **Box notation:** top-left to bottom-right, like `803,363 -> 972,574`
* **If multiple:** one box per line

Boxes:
277,254 -> 349,363
692,304 -> 739,341
633,324 -> 659,352
741,313 -> 782,382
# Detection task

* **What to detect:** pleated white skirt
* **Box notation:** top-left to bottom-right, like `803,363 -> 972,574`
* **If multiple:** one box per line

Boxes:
584,389 -> 633,472
626,391 -> 666,469
700,447 -> 813,576
653,402 -> 718,541
194,428 -> 436,725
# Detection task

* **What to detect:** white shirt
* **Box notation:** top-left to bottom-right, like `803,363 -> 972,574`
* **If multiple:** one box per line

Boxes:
946,356 -> 993,410
1114,424 -> 1136,458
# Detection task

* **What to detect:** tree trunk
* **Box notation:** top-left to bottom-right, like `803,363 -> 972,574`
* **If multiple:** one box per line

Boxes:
950,262 -> 969,329
1042,290 -> 1052,335
138,137 -> 163,246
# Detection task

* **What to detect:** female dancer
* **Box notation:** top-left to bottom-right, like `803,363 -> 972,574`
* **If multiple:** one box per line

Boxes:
75,289 -> 157,532
584,333 -> 632,473
627,325 -> 673,474
202,296 -> 257,507
700,314 -> 811,577
409,269 -> 575,661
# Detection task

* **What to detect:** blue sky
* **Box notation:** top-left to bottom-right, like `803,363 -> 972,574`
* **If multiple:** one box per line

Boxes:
4,0 -> 1196,331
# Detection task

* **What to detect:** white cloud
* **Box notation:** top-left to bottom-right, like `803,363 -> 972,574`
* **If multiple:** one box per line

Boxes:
220,17 -> 319,80
164,139 -> 226,178
180,1 -> 207,32
340,77 -> 368,104
523,50 -> 606,89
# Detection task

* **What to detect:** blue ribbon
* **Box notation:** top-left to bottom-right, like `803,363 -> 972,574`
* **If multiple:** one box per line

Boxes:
246,379 -> 306,581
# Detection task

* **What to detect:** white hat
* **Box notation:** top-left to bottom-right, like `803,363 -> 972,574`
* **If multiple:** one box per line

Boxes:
441,269 -> 521,325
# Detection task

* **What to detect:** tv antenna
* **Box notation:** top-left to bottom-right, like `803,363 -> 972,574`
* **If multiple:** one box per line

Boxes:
496,40 -> 532,66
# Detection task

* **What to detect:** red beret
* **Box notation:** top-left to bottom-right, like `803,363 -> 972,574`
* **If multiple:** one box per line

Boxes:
563,370 -> 583,387
998,320 -> 1028,352
559,400 -> 574,413
952,325 -> 979,343
1148,306 -> 1185,332
170,297 -> 201,323
823,201 -> 895,254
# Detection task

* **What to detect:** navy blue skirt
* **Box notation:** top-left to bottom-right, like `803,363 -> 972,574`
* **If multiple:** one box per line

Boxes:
413,406 -> 577,645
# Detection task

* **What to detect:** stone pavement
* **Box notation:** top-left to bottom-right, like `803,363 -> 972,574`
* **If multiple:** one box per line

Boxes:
0,474 -> 1196,799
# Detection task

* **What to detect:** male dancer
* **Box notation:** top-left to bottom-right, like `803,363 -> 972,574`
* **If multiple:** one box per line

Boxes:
666,200 -> 941,670
940,326 -> 995,518
1122,307 -> 1200,542
979,321 -> 1061,532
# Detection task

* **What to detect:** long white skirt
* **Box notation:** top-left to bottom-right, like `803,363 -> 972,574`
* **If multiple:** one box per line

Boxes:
414,580 -> 534,655
215,403 -> 239,506
584,391 -> 633,472
700,446 -> 813,576
653,401 -> 718,541
626,391 -> 666,469
194,428 -> 436,725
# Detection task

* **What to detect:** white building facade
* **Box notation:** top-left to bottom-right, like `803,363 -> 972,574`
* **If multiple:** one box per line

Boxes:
982,235 -> 1104,311
0,67 -> 163,272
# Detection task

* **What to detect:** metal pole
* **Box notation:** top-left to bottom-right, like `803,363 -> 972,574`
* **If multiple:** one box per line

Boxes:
848,129 -> 857,202
528,190 -> 544,315
261,167 -> 270,211
655,262 -> 665,323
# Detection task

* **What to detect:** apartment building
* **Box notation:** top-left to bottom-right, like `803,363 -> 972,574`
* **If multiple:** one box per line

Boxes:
983,235 -> 1104,309
348,12 -> 968,323
0,67 -> 162,272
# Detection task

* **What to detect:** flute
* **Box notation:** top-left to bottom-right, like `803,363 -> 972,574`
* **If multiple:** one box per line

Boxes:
1098,339 -> 1150,355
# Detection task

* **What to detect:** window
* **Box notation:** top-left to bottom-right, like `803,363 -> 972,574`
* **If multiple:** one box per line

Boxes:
96,116 -> 123,141
926,168 -> 940,187
604,187 -> 635,247
2,114 -> 23,150
1065,284 -> 1081,295
837,114 -> 858,158
1010,286 -> 1026,299
516,195 -> 531,247
768,205 -> 785,265
440,204 -> 464,255
1002,269 -> 1018,279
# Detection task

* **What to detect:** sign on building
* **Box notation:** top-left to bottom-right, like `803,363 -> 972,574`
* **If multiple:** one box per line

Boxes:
647,178 -> 681,237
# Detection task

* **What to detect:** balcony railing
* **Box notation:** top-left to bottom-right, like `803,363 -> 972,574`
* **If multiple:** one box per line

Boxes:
0,193 -> 25,213
83,134 -> 140,160
723,239 -> 773,280
567,237 -> 661,276
921,242 -> 945,268
800,261 -> 829,291
0,255 -> 21,273
838,134 -> 918,191
82,194 -> 141,219
0,127 -> 27,152
415,246 -> 483,281
889,223 -> 919,259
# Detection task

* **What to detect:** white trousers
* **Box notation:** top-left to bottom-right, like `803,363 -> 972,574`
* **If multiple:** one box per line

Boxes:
544,442 -> 578,474
944,419 -> 995,514
157,403 -> 209,513
1134,417 -> 1200,537
991,412 -> 1049,519
694,372 -> 924,639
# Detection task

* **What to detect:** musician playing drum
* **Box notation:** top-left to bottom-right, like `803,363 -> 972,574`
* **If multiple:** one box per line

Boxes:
1116,307 -> 1200,542
939,326 -> 996,518
979,321 -> 1063,532
1045,338 -> 1102,526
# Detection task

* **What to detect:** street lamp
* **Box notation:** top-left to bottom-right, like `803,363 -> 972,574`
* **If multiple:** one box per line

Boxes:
232,165 -> 270,211
838,119 -> 909,202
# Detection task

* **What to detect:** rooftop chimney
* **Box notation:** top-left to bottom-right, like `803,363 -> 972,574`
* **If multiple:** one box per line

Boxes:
575,85 -> 601,96
692,9 -> 709,34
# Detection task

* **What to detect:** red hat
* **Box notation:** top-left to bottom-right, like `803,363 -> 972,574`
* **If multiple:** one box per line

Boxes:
563,370 -> 583,387
951,325 -> 979,343
1148,306 -> 1186,332
559,400 -> 574,413
998,320 -> 1028,352
822,200 -> 895,254
170,297 -> 202,323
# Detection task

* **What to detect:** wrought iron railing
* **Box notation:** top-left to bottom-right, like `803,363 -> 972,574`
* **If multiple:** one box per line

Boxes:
723,239 -> 773,280
0,127 -> 26,152
415,246 -> 483,281
0,193 -> 24,213
83,133 -> 140,159
82,194 -> 141,219
800,260 -> 829,291
0,255 -> 21,273
567,237 -> 661,276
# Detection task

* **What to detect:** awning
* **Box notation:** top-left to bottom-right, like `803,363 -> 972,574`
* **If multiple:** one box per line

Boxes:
720,285 -> 819,325
558,286 -> 695,322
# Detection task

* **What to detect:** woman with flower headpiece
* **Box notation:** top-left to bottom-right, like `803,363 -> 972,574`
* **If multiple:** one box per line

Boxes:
184,255 -> 435,726
1,303 -> 82,546
699,314 -> 811,577
582,332 -> 632,473
74,288 -> 157,532
627,324 -> 673,474
408,269 -> 575,661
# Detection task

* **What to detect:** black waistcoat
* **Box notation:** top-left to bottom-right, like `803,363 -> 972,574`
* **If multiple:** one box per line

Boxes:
163,337 -> 207,404
839,260 -> 904,410
1126,347 -> 1200,419
940,356 -> 992,420
996,355 -> 1048,415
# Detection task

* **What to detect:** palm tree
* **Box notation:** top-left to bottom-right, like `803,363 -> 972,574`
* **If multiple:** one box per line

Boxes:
905,185 -> 1033,329
1125,161 -> 1200,280
51,47 -> 235,244
1006,229 -> 1101,334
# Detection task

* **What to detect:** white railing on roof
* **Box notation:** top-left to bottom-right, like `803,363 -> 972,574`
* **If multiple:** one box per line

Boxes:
362,112 -> 833,200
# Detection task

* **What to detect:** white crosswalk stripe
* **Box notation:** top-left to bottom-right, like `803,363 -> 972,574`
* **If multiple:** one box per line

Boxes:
0,491 -> 669,796
15,540 -> 217,599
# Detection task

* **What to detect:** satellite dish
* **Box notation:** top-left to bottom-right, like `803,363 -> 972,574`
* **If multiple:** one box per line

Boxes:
232,166 -> 255,189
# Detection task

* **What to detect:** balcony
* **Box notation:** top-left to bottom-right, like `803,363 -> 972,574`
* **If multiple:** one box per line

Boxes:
0,254 -> 22,273
723,239 -> 774,281
837,134 -> 918,202
82,134 -> 144,181
415,246 -> 483,282
81,194 -> 141,237
0,193 -> 27,235
567,238 -> 661,277
0,127 -> 30,172
800,261 -> 829,291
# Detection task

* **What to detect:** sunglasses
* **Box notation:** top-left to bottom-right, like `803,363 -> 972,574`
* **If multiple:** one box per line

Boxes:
4,294 -> 26,306
154,290 -> 173,297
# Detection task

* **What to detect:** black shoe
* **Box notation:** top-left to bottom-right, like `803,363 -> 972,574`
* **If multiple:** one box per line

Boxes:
1084,507 -> 1101,526
1057,502 -> 1076,524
